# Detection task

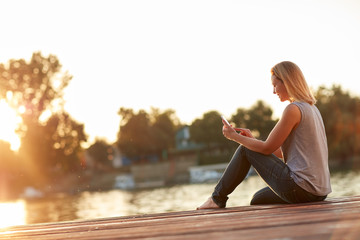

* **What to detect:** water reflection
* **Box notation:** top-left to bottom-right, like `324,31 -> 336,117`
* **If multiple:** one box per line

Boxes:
76,191 -> 134,219
25,194 -> 79,224
1,175 -> 266,227
0,171 -> 359,228
329,171 -> 360,197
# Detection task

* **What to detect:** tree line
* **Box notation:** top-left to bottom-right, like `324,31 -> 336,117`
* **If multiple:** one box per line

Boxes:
0,52 -> 359,199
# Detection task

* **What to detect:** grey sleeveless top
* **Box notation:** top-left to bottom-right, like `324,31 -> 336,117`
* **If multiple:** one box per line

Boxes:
282,101 -> 332,196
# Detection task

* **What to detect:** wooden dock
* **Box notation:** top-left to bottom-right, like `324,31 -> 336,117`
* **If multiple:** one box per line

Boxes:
1,196 -> 359,240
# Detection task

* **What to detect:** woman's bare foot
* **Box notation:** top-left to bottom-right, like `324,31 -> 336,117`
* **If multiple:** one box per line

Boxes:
197,197 -> 221,210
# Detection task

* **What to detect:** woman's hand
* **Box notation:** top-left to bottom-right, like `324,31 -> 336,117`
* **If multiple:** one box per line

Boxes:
222,125 -> 255,141
237,128 -> 255,138
222,125 -> 237,140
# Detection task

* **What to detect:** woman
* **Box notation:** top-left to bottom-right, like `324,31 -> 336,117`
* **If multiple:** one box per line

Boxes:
198,61 -> 331,209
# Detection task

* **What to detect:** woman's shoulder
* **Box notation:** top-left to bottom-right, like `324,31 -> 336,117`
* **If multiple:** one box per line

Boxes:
288,101 -> 322,123
289,101 -> 315,114
284,102 -> 301,115
282,103 -> 301,123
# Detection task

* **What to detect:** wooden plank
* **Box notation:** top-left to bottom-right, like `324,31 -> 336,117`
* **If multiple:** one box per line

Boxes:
1,202 -> 359,238
1,201 -> 358,236
0,196 -> 359,240
5,195 -> 359,231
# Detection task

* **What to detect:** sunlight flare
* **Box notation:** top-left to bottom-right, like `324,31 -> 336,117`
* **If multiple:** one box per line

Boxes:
0,201 -> 26,229
0,100 -> 22,151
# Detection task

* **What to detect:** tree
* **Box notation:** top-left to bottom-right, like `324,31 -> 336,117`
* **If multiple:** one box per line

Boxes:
151,108 -> 178,156
0,52 -> 87,186
0,52 -> 71,120
87,139 -> 114,170
315,85 -> 360,163
19,113 -> 87,173
117,108 -> 153,158
116,107 -> 178,160
231,100 -> 277,140
189,110 -> 232,148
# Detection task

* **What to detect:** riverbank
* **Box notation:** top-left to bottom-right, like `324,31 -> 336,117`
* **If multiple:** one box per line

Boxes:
13,156 -> 360,202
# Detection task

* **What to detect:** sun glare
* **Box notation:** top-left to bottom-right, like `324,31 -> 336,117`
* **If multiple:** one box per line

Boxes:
0,100 -> 22,151
0,201 -> 26,229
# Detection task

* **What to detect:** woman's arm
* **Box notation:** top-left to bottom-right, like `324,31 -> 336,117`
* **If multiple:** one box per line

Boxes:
223,104 -> 301,155
273,148 -> 283,159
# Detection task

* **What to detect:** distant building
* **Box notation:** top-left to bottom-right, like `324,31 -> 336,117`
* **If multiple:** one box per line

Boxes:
175,126 -> 204,151
111,147 -> 123,168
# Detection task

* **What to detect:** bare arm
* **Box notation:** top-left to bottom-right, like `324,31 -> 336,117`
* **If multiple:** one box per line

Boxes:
223,104 -> 301,156
273,148 -> 283,159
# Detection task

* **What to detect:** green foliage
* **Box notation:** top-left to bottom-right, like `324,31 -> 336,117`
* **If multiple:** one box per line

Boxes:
117,107 -> 178,159
188,102 -> 276,155
315,85 -> 360,163
117,108 -> 153,157
189,111 -> 231,148
87,139 -> 114,170
151,108 -> 178,153
19,113 -> 86,175
0,52 -> 71,120
231,100 -> 277,140
0,52 -> 86,187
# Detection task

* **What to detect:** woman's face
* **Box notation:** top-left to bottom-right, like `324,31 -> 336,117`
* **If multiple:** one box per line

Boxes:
271,75 -> 290,102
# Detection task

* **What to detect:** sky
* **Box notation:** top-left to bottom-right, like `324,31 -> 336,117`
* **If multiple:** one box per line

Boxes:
0,0 -> 360,148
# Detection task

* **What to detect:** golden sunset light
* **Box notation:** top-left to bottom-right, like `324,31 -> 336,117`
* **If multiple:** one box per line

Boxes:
1,0 -> 359,144
0,1 -> 359,235
0,100 -> 21,151
0,201 -> 26,229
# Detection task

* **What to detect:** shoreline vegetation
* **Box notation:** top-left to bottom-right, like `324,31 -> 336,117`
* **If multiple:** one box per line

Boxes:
16,159 -> 360,202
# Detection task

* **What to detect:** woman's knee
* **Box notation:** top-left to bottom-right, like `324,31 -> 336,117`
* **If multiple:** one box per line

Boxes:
250,187 -> 269,205
238,145 -> 261,161
250,187 -> 288,205
234,145 -> 252,160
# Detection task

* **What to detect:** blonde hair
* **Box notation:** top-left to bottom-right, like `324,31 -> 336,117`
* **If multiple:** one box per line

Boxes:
271,61 -> 316,105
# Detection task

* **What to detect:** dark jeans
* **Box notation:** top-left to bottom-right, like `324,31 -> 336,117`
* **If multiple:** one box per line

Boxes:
212,145 -> 327,208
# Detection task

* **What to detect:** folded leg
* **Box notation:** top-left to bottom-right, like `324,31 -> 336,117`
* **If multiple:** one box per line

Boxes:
250,187 -> 288,205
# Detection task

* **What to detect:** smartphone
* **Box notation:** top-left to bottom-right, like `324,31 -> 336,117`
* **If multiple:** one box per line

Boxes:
221,116 -> 245,134
221,115 -> 231,127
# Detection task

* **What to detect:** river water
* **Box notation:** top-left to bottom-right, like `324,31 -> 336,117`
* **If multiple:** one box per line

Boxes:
1,171 -> 359,229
